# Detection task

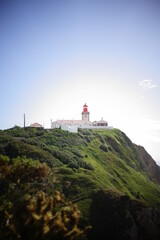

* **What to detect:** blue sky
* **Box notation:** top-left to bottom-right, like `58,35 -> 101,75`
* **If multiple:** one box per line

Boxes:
0,0 -> 160,164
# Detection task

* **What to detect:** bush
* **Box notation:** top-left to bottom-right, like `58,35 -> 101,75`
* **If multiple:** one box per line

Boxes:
58,167 -> 74,175
99,144 -> 108,152
82,162 -> 94,171
3,191 -> 91,240
5,141 -> 54,167
68,162 -> 79,169
71,149 -> 83,158
0,155 -> 10,164
0,155 -> 11,179
0,156 -> 50,183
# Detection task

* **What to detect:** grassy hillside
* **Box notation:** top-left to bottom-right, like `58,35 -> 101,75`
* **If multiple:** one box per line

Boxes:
0,126 -> 160,239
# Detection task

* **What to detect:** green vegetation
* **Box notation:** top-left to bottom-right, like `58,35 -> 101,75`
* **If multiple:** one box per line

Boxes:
0,126 -> 160,239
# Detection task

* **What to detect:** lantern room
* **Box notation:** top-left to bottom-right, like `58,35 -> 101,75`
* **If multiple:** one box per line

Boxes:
83,103 -> 88,112
82,103 -> 90,121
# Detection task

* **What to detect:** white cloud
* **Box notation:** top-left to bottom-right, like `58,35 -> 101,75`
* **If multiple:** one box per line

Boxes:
139,79 -> 157,89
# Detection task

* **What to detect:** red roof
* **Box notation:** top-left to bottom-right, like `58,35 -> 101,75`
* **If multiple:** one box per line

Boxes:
30,122 -> 43,128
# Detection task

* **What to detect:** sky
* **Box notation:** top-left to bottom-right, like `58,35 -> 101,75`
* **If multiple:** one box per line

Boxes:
0,0 -> 160,165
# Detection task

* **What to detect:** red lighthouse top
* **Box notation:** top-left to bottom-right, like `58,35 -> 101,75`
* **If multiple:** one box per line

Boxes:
83,103 -> 88,112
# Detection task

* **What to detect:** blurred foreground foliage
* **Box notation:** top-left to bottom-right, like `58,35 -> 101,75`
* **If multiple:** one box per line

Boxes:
2,191 -> 91,240
0,155 -> 50,184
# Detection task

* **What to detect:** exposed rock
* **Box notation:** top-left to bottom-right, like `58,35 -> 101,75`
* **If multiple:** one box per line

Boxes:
88,190 -> 160,240
134,144 -> 160,184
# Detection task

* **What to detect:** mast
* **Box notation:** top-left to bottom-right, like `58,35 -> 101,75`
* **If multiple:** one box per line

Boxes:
24,113 -> 26,128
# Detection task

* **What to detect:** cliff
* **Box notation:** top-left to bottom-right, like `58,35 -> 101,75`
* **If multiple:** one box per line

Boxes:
134,144 -> 160,184
0,126 -> 160,239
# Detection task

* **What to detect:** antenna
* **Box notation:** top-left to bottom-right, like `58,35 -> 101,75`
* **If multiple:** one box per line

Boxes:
51,119 -> 52,128
24,114 -> 26,128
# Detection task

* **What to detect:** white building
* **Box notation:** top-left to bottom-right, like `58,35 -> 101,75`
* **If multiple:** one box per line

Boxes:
51,103 -> 113,132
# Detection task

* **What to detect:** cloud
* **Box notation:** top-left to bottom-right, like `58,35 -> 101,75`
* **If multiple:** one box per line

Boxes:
139,79 -> 157,89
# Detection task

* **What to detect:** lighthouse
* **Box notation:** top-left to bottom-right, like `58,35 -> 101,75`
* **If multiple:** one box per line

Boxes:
82,103 -> 90,121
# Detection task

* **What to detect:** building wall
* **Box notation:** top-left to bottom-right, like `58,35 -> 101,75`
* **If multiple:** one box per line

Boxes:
82,112 -> 90,121
79,125 -> 113,130
61,124 -> 78,133
51,122 -> 61,128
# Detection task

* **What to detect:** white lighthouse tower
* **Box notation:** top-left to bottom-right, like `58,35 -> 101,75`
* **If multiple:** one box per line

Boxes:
81,103 -> 90,121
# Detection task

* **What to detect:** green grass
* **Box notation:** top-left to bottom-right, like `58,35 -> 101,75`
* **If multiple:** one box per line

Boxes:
0,126 -> 160,225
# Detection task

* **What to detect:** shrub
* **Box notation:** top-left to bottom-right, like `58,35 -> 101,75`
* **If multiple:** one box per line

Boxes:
68,162 -> 79,170
5,141 -> 54,167
52,149 -> 73,164
99,144 -> 108,152
82,162 -> 94,171
58,167 -> 74,175
71,149 -> 83,158
4,191 -> 91,240
0,155 -> 11,179
11,161 -> 50,183
0,156 -> 50,183
0,155 -> 10,164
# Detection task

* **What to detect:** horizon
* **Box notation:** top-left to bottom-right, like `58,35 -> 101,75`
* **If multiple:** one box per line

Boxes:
1,0 -> 160,165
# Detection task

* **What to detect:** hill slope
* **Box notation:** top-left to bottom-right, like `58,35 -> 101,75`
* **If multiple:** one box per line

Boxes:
0,126 -> 160,239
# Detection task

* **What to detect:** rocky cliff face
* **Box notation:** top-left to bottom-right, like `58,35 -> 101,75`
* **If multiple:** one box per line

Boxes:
88,190 -> 160,240
134,144 -> 160,184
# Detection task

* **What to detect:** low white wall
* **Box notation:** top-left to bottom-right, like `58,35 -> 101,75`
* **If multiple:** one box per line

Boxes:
61,124 -> 78,133
68,125 -> 78,133
78,125 -> 113,130
51,123 -> 61,128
